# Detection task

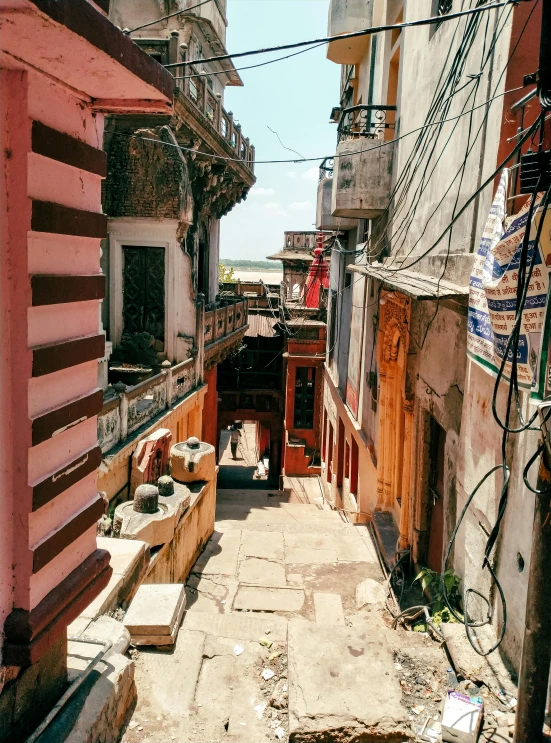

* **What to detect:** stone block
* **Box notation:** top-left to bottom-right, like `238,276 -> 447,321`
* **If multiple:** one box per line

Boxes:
355,578 -> 386,609
82,616 -> 131,655
287,621 -> 409,741
124,583 -> 186,645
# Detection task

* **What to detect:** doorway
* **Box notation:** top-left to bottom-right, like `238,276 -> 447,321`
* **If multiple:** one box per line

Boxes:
426,417 -> 446,572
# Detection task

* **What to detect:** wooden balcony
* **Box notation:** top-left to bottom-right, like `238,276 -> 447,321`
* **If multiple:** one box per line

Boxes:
204,297 -> 249,368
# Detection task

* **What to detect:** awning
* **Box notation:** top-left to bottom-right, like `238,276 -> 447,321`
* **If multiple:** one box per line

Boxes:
348,263 -> 468,301
246,313 -> 280,338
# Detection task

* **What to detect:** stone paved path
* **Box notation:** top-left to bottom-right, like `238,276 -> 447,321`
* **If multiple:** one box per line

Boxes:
121,487 -> 411,743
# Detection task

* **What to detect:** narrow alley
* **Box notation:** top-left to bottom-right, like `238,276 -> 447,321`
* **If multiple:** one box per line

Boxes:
117,427 -> 433,742
2,1 -> 551,741
122,485 -> 411,742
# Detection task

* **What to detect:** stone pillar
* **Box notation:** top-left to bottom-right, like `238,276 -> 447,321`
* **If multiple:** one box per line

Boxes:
196,292 -> 205,386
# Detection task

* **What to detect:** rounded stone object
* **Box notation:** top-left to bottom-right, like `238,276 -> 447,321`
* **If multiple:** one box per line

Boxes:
158,475 -> 175,497
170,438 -> 216,483
134,484 -> 159,514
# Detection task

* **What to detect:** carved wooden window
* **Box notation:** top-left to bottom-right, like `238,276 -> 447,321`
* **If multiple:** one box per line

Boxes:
294,367 -> 316,429
122,246 -> 165,344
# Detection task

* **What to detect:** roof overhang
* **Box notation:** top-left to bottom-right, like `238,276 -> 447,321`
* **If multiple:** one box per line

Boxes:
267,251 -> 313,263
1,0 -> 173,114
348,263 -> 469,301
188,16 -> 243,87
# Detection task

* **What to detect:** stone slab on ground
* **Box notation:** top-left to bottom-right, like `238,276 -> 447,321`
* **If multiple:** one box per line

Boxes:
440,623 -> 517,696
285,547 -> 338,564
240,530 -> 284,560
287,621 -> 409,742
234,586 -> 305,612
124,583 -> 186,639
192,529 -> 241,575
239,557 -> 287,587
313,593 -> 345,625
337,531 -> 380,562
284,532 -> 337,551
356,578 -> 386,609
131,629 -> 206,716
182,610 -> 288,642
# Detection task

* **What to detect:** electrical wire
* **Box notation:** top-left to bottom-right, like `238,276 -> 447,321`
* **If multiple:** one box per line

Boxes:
162,1 -> 513,69
109,82 -> 524,167
172,42 -> 327,80
126,0 -> 213,34
440,167 -> 551,656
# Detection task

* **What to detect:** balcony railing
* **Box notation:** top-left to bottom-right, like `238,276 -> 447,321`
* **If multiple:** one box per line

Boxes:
98,357 -> 197,453
136,38 -> 255,173
337,105 -> 397,144
204,296 -> 248,349
176,63 -> 255,172
319,157 -> 334,182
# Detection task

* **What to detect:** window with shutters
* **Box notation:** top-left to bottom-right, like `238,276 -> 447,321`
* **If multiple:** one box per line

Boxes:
293,367 -> 316,429
122,246 -> 165,345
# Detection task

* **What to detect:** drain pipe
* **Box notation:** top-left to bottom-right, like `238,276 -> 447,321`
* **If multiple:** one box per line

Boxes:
26,637 -> 112,743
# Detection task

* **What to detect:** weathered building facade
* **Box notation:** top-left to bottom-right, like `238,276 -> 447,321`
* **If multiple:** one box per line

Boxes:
97,0 -> 254,503
0,1 -> 173,738
319,0 -> 544,672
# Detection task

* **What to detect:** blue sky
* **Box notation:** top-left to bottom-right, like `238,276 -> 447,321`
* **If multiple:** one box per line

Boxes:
221,0 -> 340,260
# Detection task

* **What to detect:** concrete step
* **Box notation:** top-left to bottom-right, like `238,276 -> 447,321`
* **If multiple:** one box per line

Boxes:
287,621 -> 409,741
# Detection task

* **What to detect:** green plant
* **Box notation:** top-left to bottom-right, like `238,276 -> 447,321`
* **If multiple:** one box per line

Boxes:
219,264 -> 236,283
413,567 -> 463,627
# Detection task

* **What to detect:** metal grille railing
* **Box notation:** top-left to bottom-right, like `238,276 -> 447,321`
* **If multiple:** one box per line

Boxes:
337,105 -> 397,144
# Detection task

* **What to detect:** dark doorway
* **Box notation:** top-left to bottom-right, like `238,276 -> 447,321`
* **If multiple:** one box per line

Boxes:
122,246 -> 165,344
427,417 -> 446,572
197,238 -> 209,298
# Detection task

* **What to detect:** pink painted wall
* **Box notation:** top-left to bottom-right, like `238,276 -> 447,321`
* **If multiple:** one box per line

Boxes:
1,67 -> 106,644
0,69 -> 33,660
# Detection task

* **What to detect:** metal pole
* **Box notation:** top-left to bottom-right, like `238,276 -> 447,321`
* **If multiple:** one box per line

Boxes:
514,446 -> 551,742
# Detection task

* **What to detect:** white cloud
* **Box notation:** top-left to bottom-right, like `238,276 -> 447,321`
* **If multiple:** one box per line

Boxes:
250,187 -> 276,197
290,200 -> 313,212
301,166 -> 319,182
263,201 -> 287,217
287,170 -> 298,179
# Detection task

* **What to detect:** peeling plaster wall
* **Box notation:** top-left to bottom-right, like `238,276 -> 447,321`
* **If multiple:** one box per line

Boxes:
407,300 -> 466,567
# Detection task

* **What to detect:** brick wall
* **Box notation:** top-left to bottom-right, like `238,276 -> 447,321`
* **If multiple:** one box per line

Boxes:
103,125 -> 192,220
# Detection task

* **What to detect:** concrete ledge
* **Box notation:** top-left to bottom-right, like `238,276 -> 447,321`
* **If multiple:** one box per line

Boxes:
145,478 -> 217,585
75,539 -> 149,623
39,641 -> 136,743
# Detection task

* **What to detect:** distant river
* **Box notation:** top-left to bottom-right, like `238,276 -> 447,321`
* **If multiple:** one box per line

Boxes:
229,270 -> 283,284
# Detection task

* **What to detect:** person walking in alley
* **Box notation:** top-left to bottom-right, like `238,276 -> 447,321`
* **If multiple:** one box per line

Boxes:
229,424 -> 241,459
